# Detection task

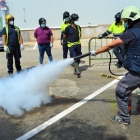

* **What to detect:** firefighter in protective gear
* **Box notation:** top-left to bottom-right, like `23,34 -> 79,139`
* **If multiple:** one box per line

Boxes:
90,6 -> 140,125
63,13 -> 82,78
99,12 -> 126,68
60,11 -> 71,59
2,14 -> 24,75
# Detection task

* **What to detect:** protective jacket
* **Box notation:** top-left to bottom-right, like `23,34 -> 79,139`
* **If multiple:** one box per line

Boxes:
61,22 -> 70,40
124,27 -> 140,74
103,22 -> 125,39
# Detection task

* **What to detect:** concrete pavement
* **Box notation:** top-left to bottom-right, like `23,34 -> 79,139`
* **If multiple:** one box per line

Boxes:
0,39 -> 140,140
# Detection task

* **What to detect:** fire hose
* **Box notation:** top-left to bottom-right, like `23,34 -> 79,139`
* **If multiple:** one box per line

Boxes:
73,51 -> 124,78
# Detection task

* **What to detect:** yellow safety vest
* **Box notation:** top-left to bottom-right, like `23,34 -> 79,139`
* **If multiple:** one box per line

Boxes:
61,22 -> 71,32
67,25 -> 81,47
6,26 -> 20,45
108,22 -> 125,38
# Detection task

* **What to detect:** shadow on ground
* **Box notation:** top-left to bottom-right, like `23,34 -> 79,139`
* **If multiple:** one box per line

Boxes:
30,118 -> 127,140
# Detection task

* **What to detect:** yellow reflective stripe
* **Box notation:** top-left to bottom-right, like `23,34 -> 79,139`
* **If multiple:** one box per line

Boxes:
6,26 -> 20,45
6,26 -> 8,45
67,41 -> 81,47
77,25 -> 81,39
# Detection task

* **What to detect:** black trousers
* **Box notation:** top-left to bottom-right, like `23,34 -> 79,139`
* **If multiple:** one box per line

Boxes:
6,46 -> 21,74
69,44 -> 82,64
62,40 -> 68,59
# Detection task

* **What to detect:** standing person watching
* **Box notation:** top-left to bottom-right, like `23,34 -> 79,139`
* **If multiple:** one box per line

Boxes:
99,12 -> 126,68
61,11 -> 71,59
2,14 -> 24,75
63,13 -> 82,78
90,6 -> 140,125
34,18 -> 53,64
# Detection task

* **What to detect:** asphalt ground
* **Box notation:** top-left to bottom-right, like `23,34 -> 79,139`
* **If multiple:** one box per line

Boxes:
0,39 -> 140,140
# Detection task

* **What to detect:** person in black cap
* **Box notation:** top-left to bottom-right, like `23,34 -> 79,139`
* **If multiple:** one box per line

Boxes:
34,18 -> 54,64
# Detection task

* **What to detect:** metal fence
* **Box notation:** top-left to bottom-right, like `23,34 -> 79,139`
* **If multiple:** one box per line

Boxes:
88,37 -> 116,66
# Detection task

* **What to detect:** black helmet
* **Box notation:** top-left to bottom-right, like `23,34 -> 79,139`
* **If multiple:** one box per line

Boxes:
70,13 -> 79,21
39,18 -> 46,25
115,12 -> 121,20
63,11 -> 70,20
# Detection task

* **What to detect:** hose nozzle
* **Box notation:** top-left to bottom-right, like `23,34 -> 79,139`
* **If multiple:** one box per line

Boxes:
73,52 -> 91,61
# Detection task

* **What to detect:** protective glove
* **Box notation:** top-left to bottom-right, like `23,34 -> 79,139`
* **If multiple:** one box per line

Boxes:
20,44 -> 24,51
98,34 -> 103,39
61,40 -> 63,45
4,46 -> 10,53
50,43 -> 53,48
90,50 -> 96,56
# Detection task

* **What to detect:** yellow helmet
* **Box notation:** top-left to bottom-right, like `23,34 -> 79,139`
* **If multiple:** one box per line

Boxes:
6,14 -> 14,23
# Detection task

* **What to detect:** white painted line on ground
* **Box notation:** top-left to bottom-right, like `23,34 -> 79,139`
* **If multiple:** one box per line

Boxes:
16,76 -> 123,140
33,42 -> 37,50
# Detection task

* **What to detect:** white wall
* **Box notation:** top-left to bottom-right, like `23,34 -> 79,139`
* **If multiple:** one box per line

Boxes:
4,0 -> 140,29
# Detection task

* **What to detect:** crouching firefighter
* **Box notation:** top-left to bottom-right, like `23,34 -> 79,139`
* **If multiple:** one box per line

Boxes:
2,14 -> 24,75
63,13 -> 82,78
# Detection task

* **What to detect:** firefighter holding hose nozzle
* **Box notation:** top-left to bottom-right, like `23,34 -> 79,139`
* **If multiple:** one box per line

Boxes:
90,6 -> 140,125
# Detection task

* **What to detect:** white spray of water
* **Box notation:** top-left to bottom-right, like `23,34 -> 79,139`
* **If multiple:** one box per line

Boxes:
0,58 -> 74,117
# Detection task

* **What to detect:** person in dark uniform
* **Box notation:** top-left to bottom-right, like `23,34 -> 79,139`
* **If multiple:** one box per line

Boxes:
60,11 -> 71,59
63,13 -> 82,78
90,6 -> 140,125
2,14 -> 24,75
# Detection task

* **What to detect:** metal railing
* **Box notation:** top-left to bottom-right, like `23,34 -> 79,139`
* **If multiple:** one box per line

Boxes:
88,37 -> 115,66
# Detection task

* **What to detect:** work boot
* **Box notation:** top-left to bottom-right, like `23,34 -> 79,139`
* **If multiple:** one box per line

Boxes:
110,116 -> 130,125
73,62 -> 81,78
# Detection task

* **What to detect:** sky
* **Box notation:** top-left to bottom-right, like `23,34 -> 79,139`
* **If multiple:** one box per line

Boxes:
1,0 -> 140,29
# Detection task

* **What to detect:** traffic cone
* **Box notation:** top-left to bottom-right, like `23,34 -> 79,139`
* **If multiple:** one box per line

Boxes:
128,94 -> 132,115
